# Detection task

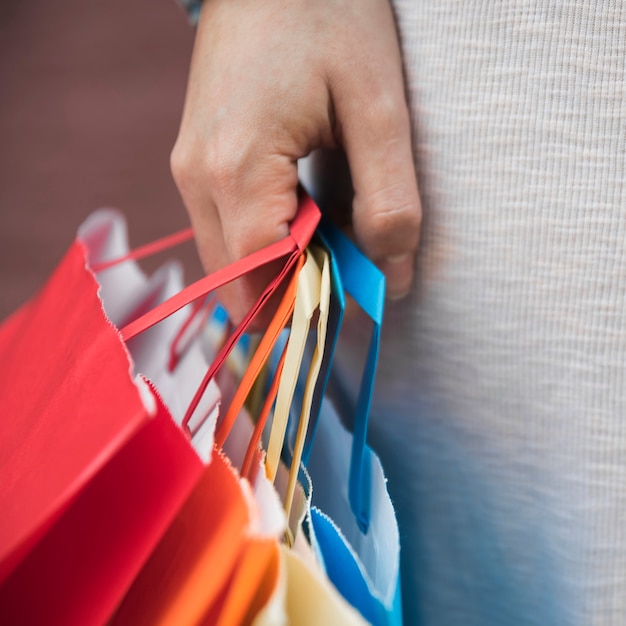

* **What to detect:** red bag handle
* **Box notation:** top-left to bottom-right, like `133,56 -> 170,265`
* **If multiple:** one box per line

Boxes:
91,227 -> 196,274
94,191 -> 319,440
180,247 -> 299,435
119,193 -> 320,342
167,297 -> 216,373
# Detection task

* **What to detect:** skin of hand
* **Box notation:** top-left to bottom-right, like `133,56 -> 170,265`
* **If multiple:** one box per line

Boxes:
171,0 -> 422,324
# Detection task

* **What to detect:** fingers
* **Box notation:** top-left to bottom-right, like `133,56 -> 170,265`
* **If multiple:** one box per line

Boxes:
329,1 -> 422,299
170,0 -> 334,324
171,133 -> 302,325
172,0 -> 421,324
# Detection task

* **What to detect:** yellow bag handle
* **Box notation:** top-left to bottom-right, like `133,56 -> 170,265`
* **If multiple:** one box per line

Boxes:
265,245 -> 327,487
283,246 -> 330,520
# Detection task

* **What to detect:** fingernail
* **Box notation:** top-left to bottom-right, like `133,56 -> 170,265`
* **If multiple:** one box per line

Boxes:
380,254 -> 414,300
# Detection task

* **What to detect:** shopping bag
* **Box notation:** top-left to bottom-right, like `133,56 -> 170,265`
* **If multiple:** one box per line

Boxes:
207,538 -> 282,626
0,215 -> 206,626
0,195 -> 320,625
278,544 -> 366,626
111,254 -> 305,626
304,220 -> 403,626
308,399 -> 403,626
250,541 -> 367,626
186,246 -> 365,626
238,238 -> 369,626
111,445 -> 281,626
206,216 -> 402,625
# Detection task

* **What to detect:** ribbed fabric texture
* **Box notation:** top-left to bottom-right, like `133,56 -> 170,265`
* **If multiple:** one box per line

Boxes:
337,2 -> 626,624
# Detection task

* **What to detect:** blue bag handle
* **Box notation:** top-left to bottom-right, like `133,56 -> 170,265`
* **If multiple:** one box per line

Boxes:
310,216 -> 385,533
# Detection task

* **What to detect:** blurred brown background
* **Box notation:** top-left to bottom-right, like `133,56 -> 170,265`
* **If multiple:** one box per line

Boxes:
0,0 -> 201,320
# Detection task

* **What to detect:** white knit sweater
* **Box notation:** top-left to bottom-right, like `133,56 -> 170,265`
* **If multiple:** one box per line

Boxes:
338,1 -> 626,624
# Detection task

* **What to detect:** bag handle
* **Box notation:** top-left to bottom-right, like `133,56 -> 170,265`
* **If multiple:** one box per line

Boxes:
317,217 -> 385,534
265,248 -> 323,484
240,341 -> 288,480
91,227 -> 195,274
283,245 -> 331,521
213,253 -> 304,448
107,193 -> 318,442
167,296 -> 216,372
236,246 -> 331,523
182,209 -> 324,436
89,217 -> 211,373
120,192 -> 319,342
180,249 -> 298,436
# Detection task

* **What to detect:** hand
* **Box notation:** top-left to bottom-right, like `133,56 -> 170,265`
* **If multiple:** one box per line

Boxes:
171,0 -> 421,323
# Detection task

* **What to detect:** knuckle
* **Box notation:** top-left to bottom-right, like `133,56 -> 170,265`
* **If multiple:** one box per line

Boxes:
169,141 -> 194,189
358,185 -> 421,256
171,126 -> 251,197
203,128 -> 250,192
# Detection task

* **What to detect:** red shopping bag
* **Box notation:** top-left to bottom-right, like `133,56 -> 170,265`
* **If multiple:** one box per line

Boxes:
0,193 -> 319,625
0,241 -> 205,626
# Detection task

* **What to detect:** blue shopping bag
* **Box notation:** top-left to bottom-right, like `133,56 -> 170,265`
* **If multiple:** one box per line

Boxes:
299,219 -> 403,626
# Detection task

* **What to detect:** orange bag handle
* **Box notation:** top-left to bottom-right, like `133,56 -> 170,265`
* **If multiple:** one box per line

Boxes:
240,343 -> 288,481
